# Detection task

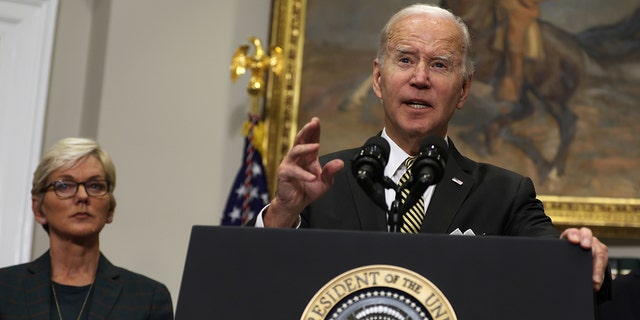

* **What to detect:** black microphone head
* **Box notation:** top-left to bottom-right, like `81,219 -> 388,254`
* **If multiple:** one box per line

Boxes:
364,135 -> 391,156
351,136 -> 390,182
419,135 -> 448,163
412,136 -> 448,185
351,136 -> 391,211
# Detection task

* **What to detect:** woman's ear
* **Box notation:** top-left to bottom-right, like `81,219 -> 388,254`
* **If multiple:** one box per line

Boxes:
106,212 -> 114,224
32,196 -> 46,225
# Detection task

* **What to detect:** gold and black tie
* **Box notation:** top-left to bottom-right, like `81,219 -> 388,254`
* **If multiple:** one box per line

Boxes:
399,157 -> 425,233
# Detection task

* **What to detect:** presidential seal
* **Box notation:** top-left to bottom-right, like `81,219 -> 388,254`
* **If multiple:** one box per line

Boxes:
301,265 -> 456,320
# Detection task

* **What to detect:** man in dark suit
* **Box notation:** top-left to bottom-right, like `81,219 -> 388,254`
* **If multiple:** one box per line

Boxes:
251,3 -> 609,298
598,268 -> 640,319
0,251 -> 173,319
300,137 -> 556,238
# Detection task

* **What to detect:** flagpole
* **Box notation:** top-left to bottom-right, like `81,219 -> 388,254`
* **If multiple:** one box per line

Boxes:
221,37 -> 282,226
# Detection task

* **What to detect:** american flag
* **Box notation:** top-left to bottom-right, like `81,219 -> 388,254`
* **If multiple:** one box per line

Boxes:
221,115 -> 270,226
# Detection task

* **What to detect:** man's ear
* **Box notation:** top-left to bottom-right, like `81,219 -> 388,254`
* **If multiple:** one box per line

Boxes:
372,59 -> 383,99
457,75 -> 473,110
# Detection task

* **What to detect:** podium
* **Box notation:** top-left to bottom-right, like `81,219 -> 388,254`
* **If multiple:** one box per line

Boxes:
176,226 -> 595,319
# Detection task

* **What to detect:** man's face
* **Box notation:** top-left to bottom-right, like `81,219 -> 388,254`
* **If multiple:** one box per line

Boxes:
372,14 -> 471,153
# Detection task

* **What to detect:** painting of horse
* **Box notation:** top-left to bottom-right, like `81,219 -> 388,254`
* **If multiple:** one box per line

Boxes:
297,0 -> 640,198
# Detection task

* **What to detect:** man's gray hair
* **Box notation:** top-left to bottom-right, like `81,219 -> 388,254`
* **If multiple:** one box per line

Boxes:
376,3 -> 474,79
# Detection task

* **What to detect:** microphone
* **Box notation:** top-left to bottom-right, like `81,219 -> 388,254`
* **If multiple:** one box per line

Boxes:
351,136 -> 390,211
413,136 -> 448,188
399,136 -> 448,214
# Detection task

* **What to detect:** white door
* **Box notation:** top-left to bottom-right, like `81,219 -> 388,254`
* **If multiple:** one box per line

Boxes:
0,0 -> 58,267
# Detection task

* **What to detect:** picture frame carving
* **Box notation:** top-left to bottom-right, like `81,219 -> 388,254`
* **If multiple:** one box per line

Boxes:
263,0 -> 640,238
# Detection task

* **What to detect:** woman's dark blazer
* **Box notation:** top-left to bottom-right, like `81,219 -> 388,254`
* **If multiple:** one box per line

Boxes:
0,251 -> 174,319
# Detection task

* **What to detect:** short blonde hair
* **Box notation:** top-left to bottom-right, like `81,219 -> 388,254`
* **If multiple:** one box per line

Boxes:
32,137 -> 117,214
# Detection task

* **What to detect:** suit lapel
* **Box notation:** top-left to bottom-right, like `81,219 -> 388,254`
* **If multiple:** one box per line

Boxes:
89,254 -> 122,320
24,252 -> 53,320
422,138 -> 475,233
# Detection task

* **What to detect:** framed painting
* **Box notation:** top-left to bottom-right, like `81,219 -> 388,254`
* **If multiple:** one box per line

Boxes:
262,0 -> 640,238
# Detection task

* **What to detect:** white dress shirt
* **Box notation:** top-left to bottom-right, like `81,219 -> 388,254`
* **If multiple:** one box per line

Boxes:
381,128 -> 437,214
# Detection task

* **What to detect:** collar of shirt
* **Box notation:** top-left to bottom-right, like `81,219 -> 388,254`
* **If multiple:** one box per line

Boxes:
381,129 -> 410,183
380,129 -> 449,183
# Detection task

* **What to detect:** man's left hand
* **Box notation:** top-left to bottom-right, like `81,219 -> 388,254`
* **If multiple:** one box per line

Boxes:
560,227 -> 608,291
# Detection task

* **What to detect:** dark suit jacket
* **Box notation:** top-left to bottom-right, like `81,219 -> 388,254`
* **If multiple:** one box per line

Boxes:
303,138 -> 559,237
249,137 -> 612,301
0,251 -> 174,319
597,268 -> 640,319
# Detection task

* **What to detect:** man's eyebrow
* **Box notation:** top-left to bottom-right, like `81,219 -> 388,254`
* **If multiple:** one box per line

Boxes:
394,46 -> 414,54
432,54 -> 453,61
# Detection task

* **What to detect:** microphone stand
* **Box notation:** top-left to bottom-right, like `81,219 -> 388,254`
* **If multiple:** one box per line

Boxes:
380,176 -> 404,233
388,199 -> 401,233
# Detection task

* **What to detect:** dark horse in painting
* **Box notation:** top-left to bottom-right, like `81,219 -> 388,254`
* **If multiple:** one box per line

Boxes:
443,0 -> 588,182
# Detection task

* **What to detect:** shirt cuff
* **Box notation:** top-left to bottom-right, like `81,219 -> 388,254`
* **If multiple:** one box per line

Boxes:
254,204 -> 301,229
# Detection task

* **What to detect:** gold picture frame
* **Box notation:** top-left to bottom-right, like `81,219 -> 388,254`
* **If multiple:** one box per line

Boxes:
262,0 -> 640,238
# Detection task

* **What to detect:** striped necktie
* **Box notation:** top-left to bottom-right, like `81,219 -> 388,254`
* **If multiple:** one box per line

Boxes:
399,157 -> 425,233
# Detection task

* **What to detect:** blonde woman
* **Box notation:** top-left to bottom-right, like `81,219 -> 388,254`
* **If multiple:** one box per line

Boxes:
0,137 -> 173,319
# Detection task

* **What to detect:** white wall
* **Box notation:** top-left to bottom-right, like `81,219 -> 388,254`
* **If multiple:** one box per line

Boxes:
34,0 -> 271,309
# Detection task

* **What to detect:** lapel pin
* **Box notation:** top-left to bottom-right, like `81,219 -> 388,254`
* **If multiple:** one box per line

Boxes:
451,177 -> 463,186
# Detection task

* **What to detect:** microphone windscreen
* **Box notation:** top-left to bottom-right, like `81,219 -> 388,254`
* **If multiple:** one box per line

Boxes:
363,136 -> 390,162
351,136 -> 390,181
420,136 -> 448,163
351,135 -> 391,212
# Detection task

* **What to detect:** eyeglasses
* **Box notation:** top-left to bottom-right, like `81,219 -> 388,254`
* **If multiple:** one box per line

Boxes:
45,180 -> 110,199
